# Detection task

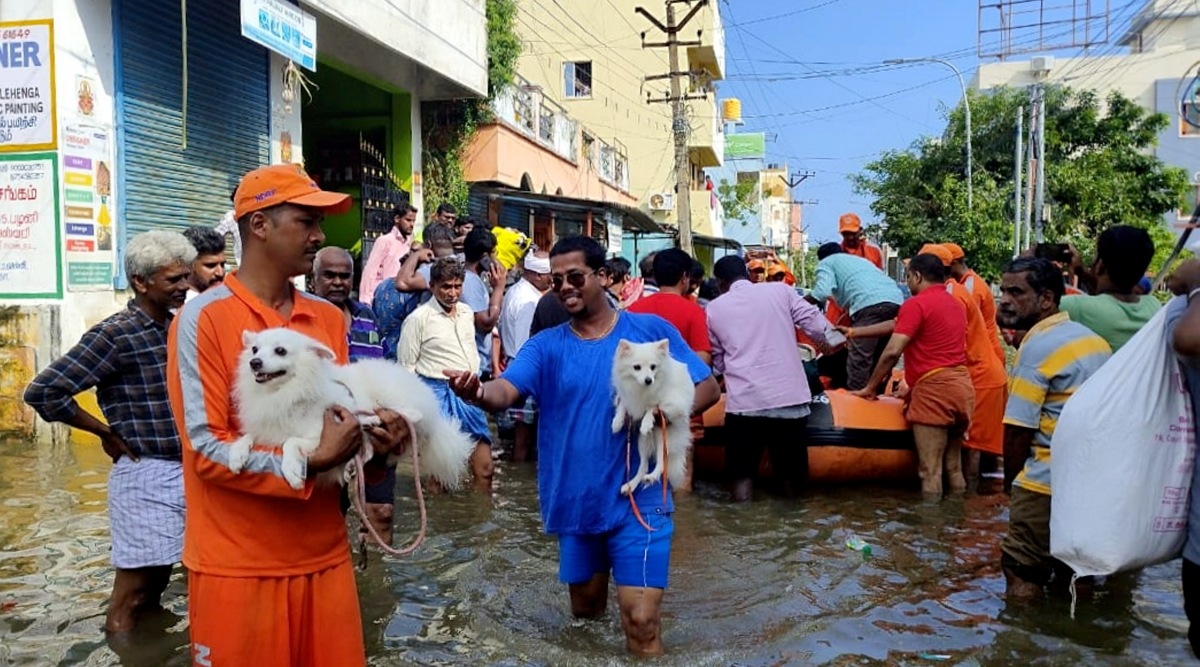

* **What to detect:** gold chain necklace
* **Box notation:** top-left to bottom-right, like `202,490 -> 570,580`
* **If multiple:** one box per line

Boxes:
570,311 -> 619,341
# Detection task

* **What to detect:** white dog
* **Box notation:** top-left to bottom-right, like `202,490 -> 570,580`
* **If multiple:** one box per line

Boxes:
230,327 -> 476,491
610,339 -> 695,496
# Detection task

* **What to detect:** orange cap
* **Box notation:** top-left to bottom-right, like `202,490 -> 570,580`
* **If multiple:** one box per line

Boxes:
233,164 -> 352,220
943,242 -> 965,261
838,213 -> 862,233
918,244 -> 954,267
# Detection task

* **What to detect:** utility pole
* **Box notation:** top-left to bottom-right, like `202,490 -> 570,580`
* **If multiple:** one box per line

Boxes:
1024,98 -> 1036,247
638,0 -> 708,255
783,171 -> 816,189
1013,105 -> 1023,257
1033,83 -> 1047,243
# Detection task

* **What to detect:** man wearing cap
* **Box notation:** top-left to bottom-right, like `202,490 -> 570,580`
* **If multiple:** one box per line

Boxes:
945,243 -> 1005,363
838,213 -> 883,270
167,164 -> 412,666
499,250 -> 552,462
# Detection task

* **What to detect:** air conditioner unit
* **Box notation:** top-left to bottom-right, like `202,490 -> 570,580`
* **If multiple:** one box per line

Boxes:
1030,56 -> 1055,75
648,192 -> 675,211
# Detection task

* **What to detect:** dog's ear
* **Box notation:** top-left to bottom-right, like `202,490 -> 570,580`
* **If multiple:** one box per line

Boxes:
242,330 -> 256,347
617,339 -> 632,356
309,343 -> 336,361
655,339 -> 670,355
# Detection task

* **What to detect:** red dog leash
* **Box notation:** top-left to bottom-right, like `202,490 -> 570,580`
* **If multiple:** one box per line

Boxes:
349,414 -> 427,565
623,411 -> 671,532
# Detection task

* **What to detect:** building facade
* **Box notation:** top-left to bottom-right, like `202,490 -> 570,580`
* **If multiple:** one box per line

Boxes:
511,0 -> 728,241
0,0 -> 486,434
973,0 -> 1200,226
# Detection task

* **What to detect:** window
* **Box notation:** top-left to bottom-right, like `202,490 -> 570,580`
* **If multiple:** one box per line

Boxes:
1182,80 -> 1200,137
564,61 -> 592,98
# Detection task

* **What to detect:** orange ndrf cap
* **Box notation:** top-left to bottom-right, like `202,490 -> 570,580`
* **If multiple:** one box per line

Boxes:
233,164 -> 352,220
838,212 -> 862,233
918,243 -> 954,267
942,242 -> 965,261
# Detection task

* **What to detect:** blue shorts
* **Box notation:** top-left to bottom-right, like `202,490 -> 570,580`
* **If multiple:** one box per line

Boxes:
364,464 -> 396,504
557,507 -> 674,589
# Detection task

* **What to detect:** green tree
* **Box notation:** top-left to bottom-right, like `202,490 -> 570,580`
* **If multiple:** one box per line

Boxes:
851,86 -> 1190,279
716,176 -> 760,225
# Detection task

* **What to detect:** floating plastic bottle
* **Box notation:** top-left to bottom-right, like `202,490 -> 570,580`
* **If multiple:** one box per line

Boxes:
845,533 -> 872,560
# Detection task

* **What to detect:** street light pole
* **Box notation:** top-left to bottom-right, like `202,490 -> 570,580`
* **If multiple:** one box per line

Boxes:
884,57 -> 973,212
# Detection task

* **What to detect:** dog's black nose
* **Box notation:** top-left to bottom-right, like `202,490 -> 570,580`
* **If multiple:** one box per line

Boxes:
249,358 -> 263,371
644,377 -> 653,385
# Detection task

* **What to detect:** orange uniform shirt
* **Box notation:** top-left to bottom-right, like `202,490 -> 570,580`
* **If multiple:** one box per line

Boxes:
167,274 -> 351,577
945,280 -> 1007,389
841,241 -> 883,270
959,269 -> 1004,363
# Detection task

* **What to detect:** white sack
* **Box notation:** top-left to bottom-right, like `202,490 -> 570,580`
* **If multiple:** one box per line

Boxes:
1050,307 -> 1197,577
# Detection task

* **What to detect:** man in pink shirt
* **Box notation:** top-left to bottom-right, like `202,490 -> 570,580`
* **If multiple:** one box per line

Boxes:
706,255 -> 832,501
359,204 -> 417,305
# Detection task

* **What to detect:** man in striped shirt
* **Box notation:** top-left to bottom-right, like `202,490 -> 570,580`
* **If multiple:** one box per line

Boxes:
997,257 -> 1111,600
312,246 -> 384,361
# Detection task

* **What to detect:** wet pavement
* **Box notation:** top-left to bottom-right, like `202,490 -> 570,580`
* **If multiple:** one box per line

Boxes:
0,435 -> 1192,666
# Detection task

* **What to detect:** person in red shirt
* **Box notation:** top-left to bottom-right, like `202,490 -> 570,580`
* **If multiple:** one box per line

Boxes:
627,248 -> 713,492
167,165 -> 412,666
838,213 -> 883,270
851,253 -> 974,496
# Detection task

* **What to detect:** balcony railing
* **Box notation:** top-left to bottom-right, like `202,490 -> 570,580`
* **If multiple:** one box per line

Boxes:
596,138 -> 630,192
491,75 -> 579,164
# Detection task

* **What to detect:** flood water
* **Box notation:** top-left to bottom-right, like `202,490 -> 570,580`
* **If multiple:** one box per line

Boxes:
0,435 -> 1193,666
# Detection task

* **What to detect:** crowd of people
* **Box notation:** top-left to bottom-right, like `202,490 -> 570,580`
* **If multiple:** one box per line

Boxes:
18,161 -> 1200,663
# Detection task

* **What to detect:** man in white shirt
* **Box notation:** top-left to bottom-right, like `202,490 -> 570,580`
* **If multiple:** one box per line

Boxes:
498,251 -> 551,461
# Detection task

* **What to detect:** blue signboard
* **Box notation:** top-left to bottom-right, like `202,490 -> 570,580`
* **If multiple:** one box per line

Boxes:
240,0 -> 316,71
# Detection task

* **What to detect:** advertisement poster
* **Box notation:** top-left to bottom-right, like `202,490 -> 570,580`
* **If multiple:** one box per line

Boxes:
61,122 -> 115,290
0,20 -> 56,152
0,151 -> 61,298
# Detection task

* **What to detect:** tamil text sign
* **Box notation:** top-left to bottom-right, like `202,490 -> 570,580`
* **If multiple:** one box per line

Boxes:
240,0 -> 316,71
0,152 -> 61,298
0,20 -> 55,152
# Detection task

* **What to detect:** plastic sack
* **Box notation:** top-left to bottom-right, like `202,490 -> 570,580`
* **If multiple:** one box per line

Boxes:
1050,308 -> 1197,577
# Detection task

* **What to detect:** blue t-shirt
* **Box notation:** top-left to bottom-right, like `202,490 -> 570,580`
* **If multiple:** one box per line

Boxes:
461,271 -> 491,373
501,311 -> 711,536
1167,297 -> 1200,564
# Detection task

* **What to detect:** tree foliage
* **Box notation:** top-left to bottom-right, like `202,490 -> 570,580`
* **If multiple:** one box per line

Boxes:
421,0 -> 521,213
716,176 -> 760,225
851,86 -> 1190,279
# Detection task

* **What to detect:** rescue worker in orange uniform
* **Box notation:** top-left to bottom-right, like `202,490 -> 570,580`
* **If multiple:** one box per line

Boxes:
167,165 -> 412,667
838,213 -> 884,269
945,242 -> 1005,363
924,244 -> 1006,480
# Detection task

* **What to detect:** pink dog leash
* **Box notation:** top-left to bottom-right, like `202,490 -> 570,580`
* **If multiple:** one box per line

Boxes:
349,414 -> 427,566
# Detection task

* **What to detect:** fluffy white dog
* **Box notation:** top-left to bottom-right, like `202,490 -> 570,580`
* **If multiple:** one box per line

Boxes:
610,339 -> 695,496
230,327 -> 475,490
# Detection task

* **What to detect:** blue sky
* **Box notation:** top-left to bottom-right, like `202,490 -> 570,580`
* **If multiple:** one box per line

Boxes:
718,0 -> 982,245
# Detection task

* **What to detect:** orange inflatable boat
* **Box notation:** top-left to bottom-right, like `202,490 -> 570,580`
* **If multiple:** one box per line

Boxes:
694,390 -> 918,484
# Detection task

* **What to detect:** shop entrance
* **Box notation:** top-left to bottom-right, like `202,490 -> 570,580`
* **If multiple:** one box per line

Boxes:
301,63 -> 412,263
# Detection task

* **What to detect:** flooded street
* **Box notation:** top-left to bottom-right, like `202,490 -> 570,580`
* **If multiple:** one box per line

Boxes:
0,435 -> 1192,666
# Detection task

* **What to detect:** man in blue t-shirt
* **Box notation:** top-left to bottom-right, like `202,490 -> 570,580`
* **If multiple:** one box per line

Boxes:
445,236 -> 719,656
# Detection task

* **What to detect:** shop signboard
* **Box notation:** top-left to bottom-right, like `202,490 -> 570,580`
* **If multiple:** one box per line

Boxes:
240,0 -> 317,71
724,133 -> 765,160
0,20 -> 56,152
0,151 -> 61,298
61,122 -> 115,290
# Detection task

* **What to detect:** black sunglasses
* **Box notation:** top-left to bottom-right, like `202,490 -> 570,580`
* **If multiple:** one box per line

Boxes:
551,269 -> 598,291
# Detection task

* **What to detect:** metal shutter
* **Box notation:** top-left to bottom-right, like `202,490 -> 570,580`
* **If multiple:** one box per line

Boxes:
115,0 -> 269,243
